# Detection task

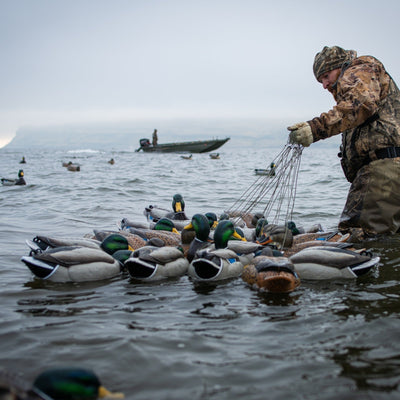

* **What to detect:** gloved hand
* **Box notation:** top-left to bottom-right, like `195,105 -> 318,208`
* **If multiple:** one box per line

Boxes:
287,122 -> 313,147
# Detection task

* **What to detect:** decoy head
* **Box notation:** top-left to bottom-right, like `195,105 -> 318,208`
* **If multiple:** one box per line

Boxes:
255,218 -> 269,238
154,218 -> 179,234
205,212 -> 218,229
32,367 -> 124,400
287,221 -> 300,235
100,234 -> 134,255
172,194 -> 185,213
213,220 -> 246,249
184,214 -> 210,242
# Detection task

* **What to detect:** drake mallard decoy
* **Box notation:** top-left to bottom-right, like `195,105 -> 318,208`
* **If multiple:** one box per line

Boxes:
182,214 -> 212,262
187,220 -> 260,282
1,169 -> 26,186
256,223 -> 294,249
21,246 -> 123,282
289,246 -> 380,280
0,366 -> 124,399
21,234 -> 134,282
209,152 -> 220,159
124,245 -> 189,281
93,230 -> 147,250
242,255 -> 301,293
144,194 -> 189,222
123,218 -> 181,247
27,235 -> 101,251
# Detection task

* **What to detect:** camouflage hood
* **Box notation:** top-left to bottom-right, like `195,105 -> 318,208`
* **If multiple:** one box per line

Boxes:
313,46 -> 357,82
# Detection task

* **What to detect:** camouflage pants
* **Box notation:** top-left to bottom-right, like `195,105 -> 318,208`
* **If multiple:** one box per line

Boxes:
338,157 -> 400,235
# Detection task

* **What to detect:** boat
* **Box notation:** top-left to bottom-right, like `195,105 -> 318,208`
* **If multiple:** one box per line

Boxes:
136,137 -> 230,153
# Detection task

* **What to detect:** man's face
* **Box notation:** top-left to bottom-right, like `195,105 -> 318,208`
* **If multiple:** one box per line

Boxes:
319,68 -> 341,93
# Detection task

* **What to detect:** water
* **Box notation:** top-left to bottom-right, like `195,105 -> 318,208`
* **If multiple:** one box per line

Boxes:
1,143 -> 400,399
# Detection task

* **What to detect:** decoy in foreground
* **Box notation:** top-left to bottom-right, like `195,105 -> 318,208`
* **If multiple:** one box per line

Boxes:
21,246 -> 122,282
242,255 -> 301,293
0,366 -> 124,399
289,246 -> 380,280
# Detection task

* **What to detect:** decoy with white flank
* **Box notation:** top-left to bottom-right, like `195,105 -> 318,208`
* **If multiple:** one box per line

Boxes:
21,234 -> 135,282
21,246 -> 123,282
289,246 -> 380,280
144,193 -> 189,222
0,366 -> 124,399
1,169 -> 26,186
124,245 -> 189,281
188,220 -> 262,282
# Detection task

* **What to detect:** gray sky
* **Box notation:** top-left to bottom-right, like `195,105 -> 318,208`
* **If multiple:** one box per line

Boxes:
1,0 -> 400,147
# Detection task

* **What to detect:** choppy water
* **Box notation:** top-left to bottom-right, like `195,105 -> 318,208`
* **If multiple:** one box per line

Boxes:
1,142 -> 400,399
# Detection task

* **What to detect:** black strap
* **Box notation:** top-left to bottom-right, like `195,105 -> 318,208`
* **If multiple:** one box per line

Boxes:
375,147 -> 400,160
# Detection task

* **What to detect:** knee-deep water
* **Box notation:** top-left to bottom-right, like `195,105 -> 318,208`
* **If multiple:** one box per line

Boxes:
1,141 -> 400,399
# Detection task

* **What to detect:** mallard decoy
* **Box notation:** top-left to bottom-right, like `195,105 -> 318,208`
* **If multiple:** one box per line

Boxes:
283,239 -> 354,258
19,156 -> 26,164
67,163 -> 80,172
124,245 -> 189,281
123,218 -> 181,247
21,246 -> 123,282
182,214 -> 212,262
209,153 -> 220,159
0,366 -> 124,399
120,217 -> 188,232
108,158 -> 115,164
289,246 -> 380,280
188,220 -> 261,282
92,230 -> 147,250
21,233 -> 134,282
144,194 -> 189,222
26,235 -> 101,251
256,224 -> 294,249
242,255 -> 301,293
1,169 -> 26,186
180,154 -> 193,160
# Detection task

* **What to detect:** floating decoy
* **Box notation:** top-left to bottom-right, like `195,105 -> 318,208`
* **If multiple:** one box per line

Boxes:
289,246 -> 380,280
19,156 -> 26,164
1,169 -> 26,186
124,245 -> 189,281
209,153 -> 220,159
144,193 -> 190,222
123,218 -> 181,247
188,220 -> 260,282
108,158 -> 115,164
0,366 -> 124,399
21,246 -> 123,282
27,235 -> 101,251
242,255 -> 301,293
180,154 -> 193,160
183,214 -> 212,262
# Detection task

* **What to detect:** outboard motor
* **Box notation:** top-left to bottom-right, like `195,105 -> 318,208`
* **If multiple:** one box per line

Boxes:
140,138 -> 151,147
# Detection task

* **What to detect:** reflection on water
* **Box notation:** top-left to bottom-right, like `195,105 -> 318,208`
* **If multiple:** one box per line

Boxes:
0,145 -> 400,399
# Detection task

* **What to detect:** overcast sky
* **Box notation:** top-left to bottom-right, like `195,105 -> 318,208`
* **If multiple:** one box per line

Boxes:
1,0 -> 400,147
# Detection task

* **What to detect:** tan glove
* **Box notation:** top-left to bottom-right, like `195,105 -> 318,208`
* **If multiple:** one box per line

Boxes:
287,122 -> 313,147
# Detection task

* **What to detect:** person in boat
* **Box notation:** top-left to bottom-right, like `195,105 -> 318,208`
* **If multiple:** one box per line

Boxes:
152,129 -> 158,146
288,45 -> 400,240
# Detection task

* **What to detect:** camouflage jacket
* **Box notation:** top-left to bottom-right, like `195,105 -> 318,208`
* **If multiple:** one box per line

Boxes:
307,55 -> 400,182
